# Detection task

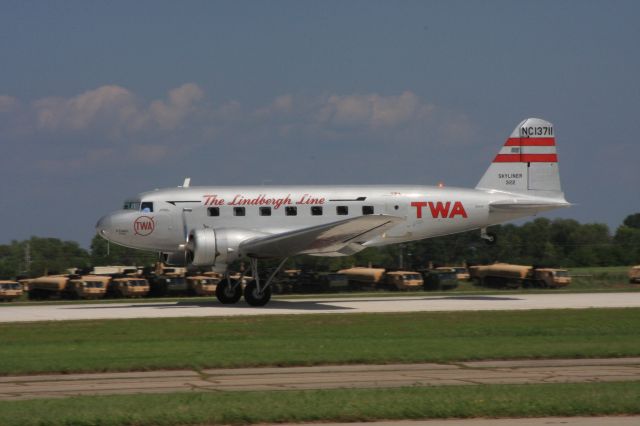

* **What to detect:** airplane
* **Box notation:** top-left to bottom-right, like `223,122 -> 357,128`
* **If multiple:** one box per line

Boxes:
96,117 -> 570,307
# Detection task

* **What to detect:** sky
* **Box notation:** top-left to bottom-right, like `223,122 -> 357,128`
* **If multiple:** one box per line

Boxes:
0,0 -> 639,248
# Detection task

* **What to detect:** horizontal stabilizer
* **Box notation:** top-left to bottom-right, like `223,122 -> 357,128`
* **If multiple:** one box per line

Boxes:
240,215 -> 403,258
489,199 -> 571,214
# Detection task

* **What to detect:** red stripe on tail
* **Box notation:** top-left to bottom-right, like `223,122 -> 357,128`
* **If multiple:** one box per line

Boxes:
493,154 -> 558,163
504,137 -> 555,147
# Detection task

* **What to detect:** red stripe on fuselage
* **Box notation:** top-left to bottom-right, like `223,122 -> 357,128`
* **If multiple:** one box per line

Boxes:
493,154 -> 558,163
504,138 -> 555,147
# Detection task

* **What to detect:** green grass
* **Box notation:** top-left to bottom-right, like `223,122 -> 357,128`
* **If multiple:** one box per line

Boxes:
1,309 -> 640,375
1,382 -> 640,425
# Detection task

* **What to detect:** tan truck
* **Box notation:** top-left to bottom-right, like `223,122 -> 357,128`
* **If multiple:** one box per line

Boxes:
186,274 -> 219,296
338,267 -> 424,291
629,266 -> 640,284
447,266 -> 470,281
469,264 -> 571,289
0,280 -> 23,302
28,275 -> 108,299
92,266 -> 149,298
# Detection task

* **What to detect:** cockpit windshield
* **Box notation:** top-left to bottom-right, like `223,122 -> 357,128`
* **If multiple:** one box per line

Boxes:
123,201 -> 141,210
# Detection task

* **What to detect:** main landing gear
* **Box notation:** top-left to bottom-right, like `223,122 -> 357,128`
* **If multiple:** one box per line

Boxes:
215,257 -> 289,307
480,227 -> 497,245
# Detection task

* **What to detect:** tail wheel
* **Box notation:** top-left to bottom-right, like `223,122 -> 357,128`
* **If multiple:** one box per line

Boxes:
243,280 -> 272,307
216,279 -> 242,304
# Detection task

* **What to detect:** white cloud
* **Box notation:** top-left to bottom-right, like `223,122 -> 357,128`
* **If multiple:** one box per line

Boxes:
29,83 -> 204,136
33,85 -> 136,132
315,91 -> 433,130
0,95 -> 18,113
148,83 -> 204,130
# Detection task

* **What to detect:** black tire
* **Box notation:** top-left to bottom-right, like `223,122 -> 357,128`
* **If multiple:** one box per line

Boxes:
484,232 -> 497,245
216,279 -> 242,304
243,280 -> 272,307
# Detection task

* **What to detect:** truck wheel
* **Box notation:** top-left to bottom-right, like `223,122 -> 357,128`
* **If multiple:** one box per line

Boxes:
243,280 -> 272,307
216,280 -> 242,304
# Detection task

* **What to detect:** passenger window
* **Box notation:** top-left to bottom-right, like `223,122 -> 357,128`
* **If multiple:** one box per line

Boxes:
311,206 -> 323,216
207,207 -> 220,217
260,207 -> 271,216
234,207 -> 245,216
362,205 -> 374,215
336,206 -> 348,215
141,202 -> 153,213
285,206 -> 297,216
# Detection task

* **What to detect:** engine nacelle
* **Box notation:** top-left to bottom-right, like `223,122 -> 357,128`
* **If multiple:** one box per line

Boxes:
186,228 -> 267,267
160,251 -> 188,267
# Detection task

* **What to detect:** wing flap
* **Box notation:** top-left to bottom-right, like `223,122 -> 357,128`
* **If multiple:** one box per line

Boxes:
239,215 -> 403,258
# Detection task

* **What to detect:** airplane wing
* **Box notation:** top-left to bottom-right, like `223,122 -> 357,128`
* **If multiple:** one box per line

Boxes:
239,214 -> 404,258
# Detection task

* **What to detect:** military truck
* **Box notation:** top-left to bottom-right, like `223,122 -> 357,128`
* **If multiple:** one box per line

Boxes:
422,268 -> 459,291
629,266 -> 640,284
28,275 -> 108,299
145,263 -> 188,296
186,274 -> 218,296
280,271 -> 350,293
0,280 -> 23,302
92,266 -> 150,298
469,264 -> 571,289
338,267 -> 423,291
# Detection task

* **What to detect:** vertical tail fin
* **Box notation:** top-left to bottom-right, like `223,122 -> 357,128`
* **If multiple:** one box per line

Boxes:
476,118 -> 564,199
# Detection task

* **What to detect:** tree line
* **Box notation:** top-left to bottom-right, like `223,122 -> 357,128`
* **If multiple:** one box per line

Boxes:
1,214 -> 639,279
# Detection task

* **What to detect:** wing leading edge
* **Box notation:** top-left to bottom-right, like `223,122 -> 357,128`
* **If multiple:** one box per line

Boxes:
239,214 -> 403,258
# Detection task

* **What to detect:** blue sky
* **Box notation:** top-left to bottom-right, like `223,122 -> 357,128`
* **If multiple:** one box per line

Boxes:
1,0 -> 639,247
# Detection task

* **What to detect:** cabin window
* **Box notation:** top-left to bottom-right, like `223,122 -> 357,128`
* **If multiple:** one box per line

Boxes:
285,206 -> 297,216
336,206 -> 348,215
260,207 -> 271,216
362,205 -> 374,215
123,201 -> 141,210
234,207 -> 245,216
311,206 -> 323,216
141,202 -> 154,213
207,207 -> 220,217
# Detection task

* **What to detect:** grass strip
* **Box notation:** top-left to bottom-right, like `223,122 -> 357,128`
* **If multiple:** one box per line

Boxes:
1,308 -> 640,375
1,382 -> 640,426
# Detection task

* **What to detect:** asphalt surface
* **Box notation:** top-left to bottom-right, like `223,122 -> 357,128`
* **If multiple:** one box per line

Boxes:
1,358 -> 639,401
1,292 -> 640,322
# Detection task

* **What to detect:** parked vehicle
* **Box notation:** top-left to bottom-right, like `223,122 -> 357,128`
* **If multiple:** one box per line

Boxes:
186,274 -> 218,296
629,266 -> 640,284
0,280 -> 23,301
92,266 -> 150,298
422,268 -> 459,290
145,263 -> 188,296
338,267 -> 423,291
28,275 -> 108,299
469,264 -> 571,289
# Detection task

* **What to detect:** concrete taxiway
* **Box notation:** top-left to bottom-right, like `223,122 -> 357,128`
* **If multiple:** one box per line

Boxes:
0,292 -> 639,322
1,358 -> 639,401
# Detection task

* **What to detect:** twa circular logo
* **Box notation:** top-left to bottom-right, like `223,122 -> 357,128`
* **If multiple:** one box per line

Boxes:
134,216 -> 155,236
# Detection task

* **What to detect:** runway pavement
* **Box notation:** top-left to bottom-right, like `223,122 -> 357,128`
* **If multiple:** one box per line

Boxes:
0,292 -> 639,322
1,357 -> 639,401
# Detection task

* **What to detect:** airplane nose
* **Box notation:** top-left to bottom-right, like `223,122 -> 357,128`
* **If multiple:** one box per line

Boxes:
95,214 -> 112,238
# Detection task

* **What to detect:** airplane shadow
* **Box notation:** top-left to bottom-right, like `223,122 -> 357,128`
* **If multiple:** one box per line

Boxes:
61,295 -> 521,312
62,299 -> 353,311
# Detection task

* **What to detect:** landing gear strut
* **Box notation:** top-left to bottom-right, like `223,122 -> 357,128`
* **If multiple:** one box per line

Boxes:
243,257 -> 288,307
480,227 -> 497,245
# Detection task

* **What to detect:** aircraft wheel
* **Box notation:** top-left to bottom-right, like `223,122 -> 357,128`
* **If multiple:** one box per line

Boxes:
244,280 -> 272,307
483,232 -> 497,245
216,280 -> 242,304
